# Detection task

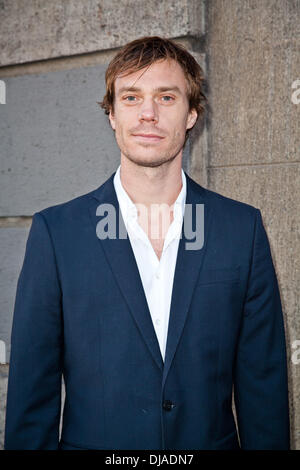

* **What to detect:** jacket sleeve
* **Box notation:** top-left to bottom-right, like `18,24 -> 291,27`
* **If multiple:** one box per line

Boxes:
4,212 -> 63,450
233,209 -> 290,449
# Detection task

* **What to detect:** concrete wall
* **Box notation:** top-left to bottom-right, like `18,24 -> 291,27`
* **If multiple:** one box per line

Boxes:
0,0 -> 299,449
204,0 -> 300,449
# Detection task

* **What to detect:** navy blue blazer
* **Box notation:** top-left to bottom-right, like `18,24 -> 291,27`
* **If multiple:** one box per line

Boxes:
5,172 -> 290,450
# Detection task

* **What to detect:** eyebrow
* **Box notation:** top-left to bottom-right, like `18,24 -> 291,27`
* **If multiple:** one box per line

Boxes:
117,86 -> 183,96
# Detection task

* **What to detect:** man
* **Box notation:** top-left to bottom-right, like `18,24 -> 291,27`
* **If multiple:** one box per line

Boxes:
5,36 -> 290,450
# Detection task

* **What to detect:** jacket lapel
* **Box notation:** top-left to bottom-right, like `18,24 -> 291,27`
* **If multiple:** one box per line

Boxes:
162,174 -> 213,386
88,171 -> 212,381
88,173 -> 164,372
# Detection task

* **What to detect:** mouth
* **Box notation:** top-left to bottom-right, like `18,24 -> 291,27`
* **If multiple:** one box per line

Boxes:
131,133 -> 165,142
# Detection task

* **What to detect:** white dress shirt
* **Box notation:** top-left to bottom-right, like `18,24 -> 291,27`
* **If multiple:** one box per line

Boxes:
113,165 -> 186,361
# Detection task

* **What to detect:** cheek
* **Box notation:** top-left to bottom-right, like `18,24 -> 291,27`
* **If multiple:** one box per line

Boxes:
114,111 -> 135,133
172,121 -> 189,139
113,118 -> 126,137
162,112 -> 189,135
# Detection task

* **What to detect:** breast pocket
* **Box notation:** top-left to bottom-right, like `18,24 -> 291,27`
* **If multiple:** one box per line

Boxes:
198,267 -> 240,285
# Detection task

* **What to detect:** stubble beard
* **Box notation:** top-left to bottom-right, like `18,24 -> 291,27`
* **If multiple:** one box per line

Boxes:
115,126 -> 186,168
122,149 -> 178,168
119,138 -> 185,169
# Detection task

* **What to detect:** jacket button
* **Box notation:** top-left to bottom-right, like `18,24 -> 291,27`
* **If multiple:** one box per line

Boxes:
162,400 -> 175,411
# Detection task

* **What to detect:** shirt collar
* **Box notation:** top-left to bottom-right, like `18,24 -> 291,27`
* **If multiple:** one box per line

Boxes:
113,164 -> 186,228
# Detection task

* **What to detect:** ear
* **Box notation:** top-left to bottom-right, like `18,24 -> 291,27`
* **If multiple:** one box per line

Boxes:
186,108 -> 198,130
108,110 -> 116,130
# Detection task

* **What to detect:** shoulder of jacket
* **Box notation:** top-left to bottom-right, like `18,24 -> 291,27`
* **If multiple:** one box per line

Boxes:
187,174 -> 260,218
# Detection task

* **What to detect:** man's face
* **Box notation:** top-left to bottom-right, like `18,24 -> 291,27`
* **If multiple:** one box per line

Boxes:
109,59 -> 198,168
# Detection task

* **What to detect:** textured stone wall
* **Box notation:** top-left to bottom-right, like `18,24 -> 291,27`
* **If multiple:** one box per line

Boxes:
203,0 -> 300,449
0,0 -> 204,65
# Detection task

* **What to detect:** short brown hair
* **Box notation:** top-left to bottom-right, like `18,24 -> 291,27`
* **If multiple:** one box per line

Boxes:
99,36 -> 206,121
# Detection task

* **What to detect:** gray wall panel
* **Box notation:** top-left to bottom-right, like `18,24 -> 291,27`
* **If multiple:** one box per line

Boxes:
0,227 -> 30,363
0,64 -> 120,216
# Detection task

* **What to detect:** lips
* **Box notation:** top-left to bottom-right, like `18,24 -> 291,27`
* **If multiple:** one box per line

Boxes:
132,133 -> 165,142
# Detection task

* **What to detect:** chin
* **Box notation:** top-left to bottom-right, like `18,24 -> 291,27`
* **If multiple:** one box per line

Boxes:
125,153 -> 178,168
122,146 -> 180,168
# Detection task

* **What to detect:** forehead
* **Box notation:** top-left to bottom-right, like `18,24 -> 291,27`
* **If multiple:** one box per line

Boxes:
114,59 -> 188,94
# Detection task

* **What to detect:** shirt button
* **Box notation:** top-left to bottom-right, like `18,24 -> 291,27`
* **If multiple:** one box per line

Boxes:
155,271 -> 160,279
162,400 -> 175,411
155,319 -> 160,326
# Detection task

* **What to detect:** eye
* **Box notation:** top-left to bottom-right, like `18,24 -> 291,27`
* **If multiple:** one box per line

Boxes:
123,95 -> 137,102
160,95 -> 175,103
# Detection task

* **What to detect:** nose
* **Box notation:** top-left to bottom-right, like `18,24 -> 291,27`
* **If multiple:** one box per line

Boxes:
138,98 -> 158,123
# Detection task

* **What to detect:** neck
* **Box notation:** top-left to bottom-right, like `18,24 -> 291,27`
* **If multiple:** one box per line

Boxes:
119,154 -> 184,209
